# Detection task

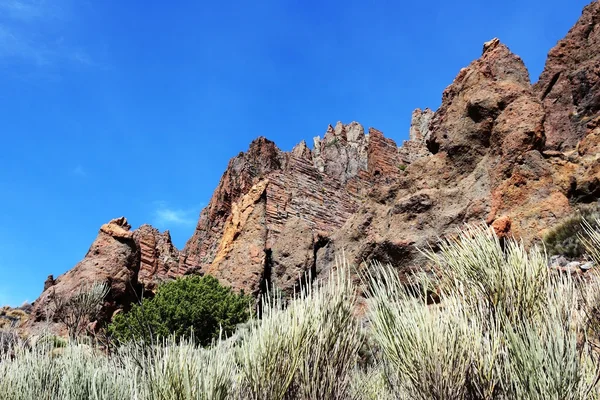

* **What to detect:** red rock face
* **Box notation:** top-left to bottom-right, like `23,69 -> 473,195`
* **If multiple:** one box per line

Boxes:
179,121 -> 406,294
134,225 -> 180,290
25,1 -> 600,325
28,218 -> 141,335
534,1 -> 600,150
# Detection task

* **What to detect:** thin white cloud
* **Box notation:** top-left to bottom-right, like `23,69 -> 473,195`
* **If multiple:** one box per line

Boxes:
0,0 -> 45,21
0,0 -> 96,69
153,202 -> 198,227
72,165 -> 86,177
0,25 -> 51,65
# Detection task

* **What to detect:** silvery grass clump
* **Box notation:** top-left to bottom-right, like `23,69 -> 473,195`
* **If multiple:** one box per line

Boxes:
236,260 -> 363,400
118,338 -> 237,400
5,223 -> 600,399
0,340 -> 134,400
365,224 -> 600,400
0,261 -> 363,400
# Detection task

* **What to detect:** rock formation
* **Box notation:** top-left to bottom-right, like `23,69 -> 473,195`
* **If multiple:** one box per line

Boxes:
398,108 -> 433,164
26,217 -> 179,335
22,1 -> 600,332
179,122 -> 407,295
533,1 -> 600,151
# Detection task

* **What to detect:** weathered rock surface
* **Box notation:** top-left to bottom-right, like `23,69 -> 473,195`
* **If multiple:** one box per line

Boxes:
179,122 -> 409,294
134,225 -> 180,290
534,1 -> 600,151
23,1 -> 600,329
398,108 -> 434,164
26,217 -> 176,335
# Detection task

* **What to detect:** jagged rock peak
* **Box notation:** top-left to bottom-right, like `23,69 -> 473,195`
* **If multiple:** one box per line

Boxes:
409,108 -> 434,142
483,37 -> 501,54
312,121 -> 370,181
291,140 -> 312,160
28,217 -> 143,336
398,108 -> 433,164
134,224 -> 180,290
314,121 -> 366,147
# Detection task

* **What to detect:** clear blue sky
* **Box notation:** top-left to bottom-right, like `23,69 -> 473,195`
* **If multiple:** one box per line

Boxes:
0,0 -> 592,306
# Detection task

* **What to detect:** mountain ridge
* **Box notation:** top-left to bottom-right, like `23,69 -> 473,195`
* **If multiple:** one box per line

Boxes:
22,0 -> 600,335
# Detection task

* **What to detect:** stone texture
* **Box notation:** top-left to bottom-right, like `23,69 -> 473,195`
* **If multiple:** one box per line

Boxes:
533,1 -> 600,150
205,180 -> 270,294
270,218 -> 315,295
24,1 -> 600,327
27,218 -> 140,335
399,108 -> 433,164
134,225 -> 180,290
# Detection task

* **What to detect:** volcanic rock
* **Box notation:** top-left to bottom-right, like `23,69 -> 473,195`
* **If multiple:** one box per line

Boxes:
134,225 -> 180,290
179,122 -> 410,294
26,217 -> 177,335
24,1 -> 600,328
534,1 -> 600,151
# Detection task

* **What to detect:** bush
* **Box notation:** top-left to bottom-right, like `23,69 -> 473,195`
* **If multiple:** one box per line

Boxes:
51,282 -> 109,340
6,224 -> 600,399
366,224 -> 600,399
109,275 -> 252,347
543,203 -> 600,257
237,262 -> 361,399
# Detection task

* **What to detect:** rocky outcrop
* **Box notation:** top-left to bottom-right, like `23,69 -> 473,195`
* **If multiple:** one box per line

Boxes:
533,1 -> 600,151
26,217 -> 177,335
398,108 -> 433,164
23,1 -> 600,327
179,34 -> 580,293
316,37 -> 572,281
179,121 -> 410,294
134,225 -> 180,290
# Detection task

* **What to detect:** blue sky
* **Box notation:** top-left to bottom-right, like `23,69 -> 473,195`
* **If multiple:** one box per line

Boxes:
0,0 -> 592,306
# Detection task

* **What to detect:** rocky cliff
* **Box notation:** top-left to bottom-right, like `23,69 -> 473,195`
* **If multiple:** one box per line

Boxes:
25,1 -> 600,331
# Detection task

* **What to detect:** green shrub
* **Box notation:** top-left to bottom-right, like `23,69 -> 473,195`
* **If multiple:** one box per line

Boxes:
109,275 -> 252,347
543,204 -> 600,257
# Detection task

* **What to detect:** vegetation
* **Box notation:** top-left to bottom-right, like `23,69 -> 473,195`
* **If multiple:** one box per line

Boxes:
543,203 -> 600,257
3,224 -> 600,398
109,275 -> 252,347
51,282 -> 110,340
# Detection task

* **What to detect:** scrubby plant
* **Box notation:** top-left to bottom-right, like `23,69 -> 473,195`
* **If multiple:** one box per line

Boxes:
51,282 -> 110,340
6,224 -> 600,399
109,275 -> 252,347
237,263 -> 362,400
36,334 -> 67,349
128,338 -> 237,400
0,266 -> 363,400
543,203 -> 600,257
366,224 -> 600,399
